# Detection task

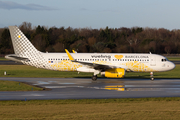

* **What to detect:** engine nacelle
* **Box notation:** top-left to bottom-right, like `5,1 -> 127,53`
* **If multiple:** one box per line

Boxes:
101,68 -> 125,78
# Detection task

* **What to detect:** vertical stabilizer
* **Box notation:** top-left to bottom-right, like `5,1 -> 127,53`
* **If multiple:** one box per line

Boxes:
9,26 -> 38,56
8,26 -> 51,69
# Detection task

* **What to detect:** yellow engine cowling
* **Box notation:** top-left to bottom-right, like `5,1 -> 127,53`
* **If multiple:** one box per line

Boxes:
101,68 -> 125,78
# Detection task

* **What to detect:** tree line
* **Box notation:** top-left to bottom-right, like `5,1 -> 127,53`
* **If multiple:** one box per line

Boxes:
0,22 -> 180,55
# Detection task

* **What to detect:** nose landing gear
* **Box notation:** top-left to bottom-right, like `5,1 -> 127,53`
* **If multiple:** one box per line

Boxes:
150,72 -> 154,81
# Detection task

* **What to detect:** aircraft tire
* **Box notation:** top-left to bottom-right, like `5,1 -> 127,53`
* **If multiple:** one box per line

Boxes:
92,75 -> 97,81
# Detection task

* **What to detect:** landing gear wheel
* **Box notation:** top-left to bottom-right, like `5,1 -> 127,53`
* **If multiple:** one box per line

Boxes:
92,75 -> 97,81
150,72 -> 154,81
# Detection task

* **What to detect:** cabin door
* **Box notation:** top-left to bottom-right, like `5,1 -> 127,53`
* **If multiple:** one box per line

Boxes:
150,56 -> 156,66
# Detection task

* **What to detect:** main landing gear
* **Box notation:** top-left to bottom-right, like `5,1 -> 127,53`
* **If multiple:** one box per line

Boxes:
150,72 -> 154,81
92,71 -> 99,81
92,75 -> 97,81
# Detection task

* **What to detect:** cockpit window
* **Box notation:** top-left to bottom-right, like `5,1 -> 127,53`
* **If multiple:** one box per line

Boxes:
161,59 -> 167,62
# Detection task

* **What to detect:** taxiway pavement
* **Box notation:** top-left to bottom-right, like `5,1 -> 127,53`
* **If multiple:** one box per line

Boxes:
0,77 -> 180,100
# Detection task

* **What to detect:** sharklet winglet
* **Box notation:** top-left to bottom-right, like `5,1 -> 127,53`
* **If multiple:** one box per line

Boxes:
72,50 -> 77,53
65,49 -> 74,61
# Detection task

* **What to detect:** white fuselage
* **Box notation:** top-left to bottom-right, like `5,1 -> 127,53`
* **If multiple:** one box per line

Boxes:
40,53 -> 175,72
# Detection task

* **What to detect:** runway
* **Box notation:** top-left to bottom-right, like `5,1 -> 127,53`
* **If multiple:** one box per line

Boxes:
0,77 -> 180,100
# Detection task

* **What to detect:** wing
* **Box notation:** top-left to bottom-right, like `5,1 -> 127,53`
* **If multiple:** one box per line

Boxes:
72,60 -> 114,70
65,49 -> 121,70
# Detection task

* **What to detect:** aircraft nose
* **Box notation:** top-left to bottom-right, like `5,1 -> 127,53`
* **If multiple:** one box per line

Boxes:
168,62 -> 175,70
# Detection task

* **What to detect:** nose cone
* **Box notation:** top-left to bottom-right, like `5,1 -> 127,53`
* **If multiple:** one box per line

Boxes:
168,61 -> 175,70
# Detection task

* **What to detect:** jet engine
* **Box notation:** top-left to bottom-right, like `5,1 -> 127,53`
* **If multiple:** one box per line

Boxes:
101,68 -> 125,78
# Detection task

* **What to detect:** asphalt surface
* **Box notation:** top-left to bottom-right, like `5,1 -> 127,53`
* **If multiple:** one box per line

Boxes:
0,77 -> 180,100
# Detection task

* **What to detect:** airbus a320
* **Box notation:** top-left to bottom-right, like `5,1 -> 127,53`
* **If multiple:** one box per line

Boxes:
5,26 -> 175,81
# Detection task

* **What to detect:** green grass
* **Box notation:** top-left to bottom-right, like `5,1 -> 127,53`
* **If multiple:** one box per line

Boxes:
0,65 -> 93,78
167,57 -> 180,61
1,97 -> 180,105
0,98 -> 180,120
0,80 -> 43,91
0,57 -> 7,60
0,65 -> 180,78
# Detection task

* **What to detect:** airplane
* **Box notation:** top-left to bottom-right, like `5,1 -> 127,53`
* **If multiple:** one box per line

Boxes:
5,26 -> 175,81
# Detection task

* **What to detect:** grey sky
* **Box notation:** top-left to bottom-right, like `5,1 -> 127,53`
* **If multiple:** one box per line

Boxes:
0,0 -> 180,30
0,1 -> 56,10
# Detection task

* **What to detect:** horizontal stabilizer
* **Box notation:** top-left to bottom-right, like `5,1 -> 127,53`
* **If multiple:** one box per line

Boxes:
5,54 -> 29,62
